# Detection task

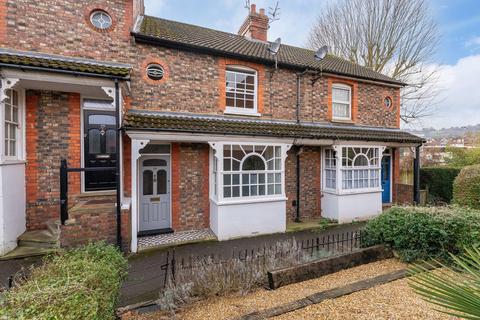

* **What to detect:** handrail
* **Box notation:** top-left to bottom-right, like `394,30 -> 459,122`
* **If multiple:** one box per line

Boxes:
59,159 -> 116,225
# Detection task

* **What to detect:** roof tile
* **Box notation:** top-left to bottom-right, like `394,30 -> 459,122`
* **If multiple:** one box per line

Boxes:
135,16 -> 404,86
124,111 -> 423,144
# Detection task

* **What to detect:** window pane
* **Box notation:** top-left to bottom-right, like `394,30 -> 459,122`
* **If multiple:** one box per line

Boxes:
5,105 -> 11,121
89,115 -> 116,125
242,155 -> 265,170
259,185 -> 265,195
88,129 -> 101,154
224,187 -> 231,198
242,186 -> 250,196
232,174 -> 240,185
223,174 -> 231,186
143,170 -> 153,195
333,87 -> 350,102
232,186 -> 240,197
143,159 -> 167,167
9,140 -> 15,156
9,124 -> 16,140
333,103 -> 349,118
105,129 -> 116,154
157,170 -> 167,194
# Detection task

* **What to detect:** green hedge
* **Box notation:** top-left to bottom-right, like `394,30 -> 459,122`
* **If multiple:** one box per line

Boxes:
0,242 -> 128,320
420,167 -> 461,203
453,164 -> 480,209
363,206 -> 480,262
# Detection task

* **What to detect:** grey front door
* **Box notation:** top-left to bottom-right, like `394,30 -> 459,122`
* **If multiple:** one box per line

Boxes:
139,156 -> 171,231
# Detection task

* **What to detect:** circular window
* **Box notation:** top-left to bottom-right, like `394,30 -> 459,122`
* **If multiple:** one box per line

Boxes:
146,64 -> 165,81
384,97 -> 393,109
90,10 -> 112,30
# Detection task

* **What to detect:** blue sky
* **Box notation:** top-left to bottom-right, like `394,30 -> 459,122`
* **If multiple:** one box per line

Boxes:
144,0 -> 480,129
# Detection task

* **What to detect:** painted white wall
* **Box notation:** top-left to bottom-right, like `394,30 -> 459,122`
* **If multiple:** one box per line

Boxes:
0,163 -> 26,255
210,199 -> 286,240
321,191 -> 382,223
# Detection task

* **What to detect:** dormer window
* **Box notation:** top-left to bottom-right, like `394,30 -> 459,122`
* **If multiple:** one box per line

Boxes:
332,83 -> 352,120
225,66 -> 258,116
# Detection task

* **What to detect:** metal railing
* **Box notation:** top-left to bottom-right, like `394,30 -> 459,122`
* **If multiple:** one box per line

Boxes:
59,159 -> 115,225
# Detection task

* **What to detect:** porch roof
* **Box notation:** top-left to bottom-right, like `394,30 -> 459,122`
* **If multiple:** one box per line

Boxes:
123,111 -> 424,144
0,48 -> 131,78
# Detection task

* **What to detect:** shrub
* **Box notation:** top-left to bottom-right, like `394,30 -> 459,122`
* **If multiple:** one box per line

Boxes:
156,239 -> 327,312
420,167 -> 461,203
363,206 -> 480,262
0,242 -> 128,320
453,164 -> 480,209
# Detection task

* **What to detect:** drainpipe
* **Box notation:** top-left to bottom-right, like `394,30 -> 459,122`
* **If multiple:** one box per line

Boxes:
114,80 -> 122,249
413,145 -> 421,205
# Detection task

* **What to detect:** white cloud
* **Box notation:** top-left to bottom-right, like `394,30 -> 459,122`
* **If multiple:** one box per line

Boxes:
424,54 -> 480,129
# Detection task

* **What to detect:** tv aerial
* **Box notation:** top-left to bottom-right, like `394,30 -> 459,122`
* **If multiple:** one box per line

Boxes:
267,37 -> 281,69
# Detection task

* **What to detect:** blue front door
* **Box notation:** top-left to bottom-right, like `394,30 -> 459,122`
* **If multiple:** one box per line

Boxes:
381,155 -> 391,203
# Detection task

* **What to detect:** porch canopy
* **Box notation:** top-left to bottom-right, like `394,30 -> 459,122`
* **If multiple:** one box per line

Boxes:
123,110 -> 424,146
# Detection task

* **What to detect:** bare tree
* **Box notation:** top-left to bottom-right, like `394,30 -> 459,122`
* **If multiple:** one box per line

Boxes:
307,0 -> 440,125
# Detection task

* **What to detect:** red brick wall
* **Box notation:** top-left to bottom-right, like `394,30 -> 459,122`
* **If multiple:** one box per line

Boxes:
285,146 -> 322,221
171,143 -> 210,231
25,91 -> 81,230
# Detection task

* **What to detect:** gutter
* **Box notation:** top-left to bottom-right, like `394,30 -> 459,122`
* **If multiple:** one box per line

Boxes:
0,62 -> 130,80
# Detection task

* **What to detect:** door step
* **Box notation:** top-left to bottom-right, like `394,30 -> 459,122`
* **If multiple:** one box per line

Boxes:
0,220 -> 60,260
0,246 -> 56,261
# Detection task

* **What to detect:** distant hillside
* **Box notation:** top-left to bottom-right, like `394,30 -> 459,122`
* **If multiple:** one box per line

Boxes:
410,124 -> 480,139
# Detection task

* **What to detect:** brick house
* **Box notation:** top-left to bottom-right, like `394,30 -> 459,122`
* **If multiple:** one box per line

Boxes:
0,0 -> 422,255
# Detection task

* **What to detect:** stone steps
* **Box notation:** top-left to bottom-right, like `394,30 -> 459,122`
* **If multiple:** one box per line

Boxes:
0,220 -> 60,261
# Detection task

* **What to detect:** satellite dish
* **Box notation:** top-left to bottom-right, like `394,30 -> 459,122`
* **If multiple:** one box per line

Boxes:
267,37 -> 282,55
314,45 -> 328,61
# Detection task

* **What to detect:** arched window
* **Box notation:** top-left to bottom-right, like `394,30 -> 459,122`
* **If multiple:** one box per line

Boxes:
242,154 -> 265,170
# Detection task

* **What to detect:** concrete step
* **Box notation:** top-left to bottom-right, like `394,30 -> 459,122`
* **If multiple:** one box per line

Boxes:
18,230 -> 58,248
46,219 -> 60,236
0,246 -> 56,261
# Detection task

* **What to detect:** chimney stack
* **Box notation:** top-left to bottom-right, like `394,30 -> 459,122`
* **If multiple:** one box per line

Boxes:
238,4 -> 269,42
133,0 -> 145,21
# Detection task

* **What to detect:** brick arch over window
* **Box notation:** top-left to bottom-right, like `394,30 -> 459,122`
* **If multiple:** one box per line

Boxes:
327,77 -> 358,122
218,58 -> 265,114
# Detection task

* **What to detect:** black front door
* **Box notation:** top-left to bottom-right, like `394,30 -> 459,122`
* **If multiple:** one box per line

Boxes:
84,110 -> 117,191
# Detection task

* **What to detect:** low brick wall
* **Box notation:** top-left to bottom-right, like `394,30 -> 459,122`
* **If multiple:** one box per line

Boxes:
394,183 -> 413,204
267,245 -> 393,290
60,198 -> 117,248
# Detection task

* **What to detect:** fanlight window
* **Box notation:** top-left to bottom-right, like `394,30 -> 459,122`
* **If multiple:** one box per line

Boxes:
220,144 -> 282,199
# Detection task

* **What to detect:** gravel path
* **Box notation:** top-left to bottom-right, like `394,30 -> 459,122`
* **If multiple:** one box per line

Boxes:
273,278 -> 456,320
122,259 -> 414,320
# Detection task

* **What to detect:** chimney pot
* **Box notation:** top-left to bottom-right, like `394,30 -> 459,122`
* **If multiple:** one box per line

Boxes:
238,3 -> 269,41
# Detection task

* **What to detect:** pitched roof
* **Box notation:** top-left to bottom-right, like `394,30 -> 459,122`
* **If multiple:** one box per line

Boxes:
124,111 -> 423,144
134,15 -> 404,86
0,48 -> 131,78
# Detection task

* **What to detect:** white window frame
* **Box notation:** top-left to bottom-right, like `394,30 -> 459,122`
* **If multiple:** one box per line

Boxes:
1,88 -> 25,163
322,145 -> 384,195
224,66 -> 260,116
332,83 -> 352,121
209,142 -> 289,204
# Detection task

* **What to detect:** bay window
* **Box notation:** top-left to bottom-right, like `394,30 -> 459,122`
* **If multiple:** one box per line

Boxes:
3,89 -> 22,160
211,143 -> 287,202
323,146 -> 382,193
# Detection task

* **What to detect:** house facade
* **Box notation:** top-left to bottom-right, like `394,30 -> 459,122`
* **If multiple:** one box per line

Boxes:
0,0 -> 422,255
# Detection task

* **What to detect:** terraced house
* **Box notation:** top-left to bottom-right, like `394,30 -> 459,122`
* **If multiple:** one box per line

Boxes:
0,0 -> 423,256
